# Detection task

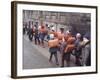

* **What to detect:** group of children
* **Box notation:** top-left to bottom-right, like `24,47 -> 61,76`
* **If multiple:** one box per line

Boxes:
23,23 -> 91,67
48,28 -> 90,67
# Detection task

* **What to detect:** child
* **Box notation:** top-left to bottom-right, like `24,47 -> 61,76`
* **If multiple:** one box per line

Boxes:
48,35 -> 59,65
61,37 -> 75,67
39,25 -> 47,47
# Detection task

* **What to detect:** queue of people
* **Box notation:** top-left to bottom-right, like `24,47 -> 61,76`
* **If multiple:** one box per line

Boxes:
23,22 -> 91,67
48,29 -> 90,67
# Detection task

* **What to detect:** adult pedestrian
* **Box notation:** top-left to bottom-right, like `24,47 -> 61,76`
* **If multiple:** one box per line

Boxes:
81,33 -> 91,66
74,33 -> 83,66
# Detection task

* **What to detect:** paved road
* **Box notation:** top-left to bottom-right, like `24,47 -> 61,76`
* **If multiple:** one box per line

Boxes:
23,35 -> 76,69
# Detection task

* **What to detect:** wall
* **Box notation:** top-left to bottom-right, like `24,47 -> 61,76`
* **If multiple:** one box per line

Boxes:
0,0 -> 100,80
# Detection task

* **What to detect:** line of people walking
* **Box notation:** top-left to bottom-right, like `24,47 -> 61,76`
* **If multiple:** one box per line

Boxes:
48,28 -> 91,67
23,22 -> 91,67
23,22 -> 47,48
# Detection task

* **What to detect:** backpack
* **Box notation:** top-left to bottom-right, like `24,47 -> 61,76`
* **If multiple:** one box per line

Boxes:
64,37 -> 75,53
48,39 -> 59,48
64,44 -> 75,53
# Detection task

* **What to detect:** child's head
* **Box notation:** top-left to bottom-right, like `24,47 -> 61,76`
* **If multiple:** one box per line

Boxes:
60,28 -> 64,33
76,33 -> 81,39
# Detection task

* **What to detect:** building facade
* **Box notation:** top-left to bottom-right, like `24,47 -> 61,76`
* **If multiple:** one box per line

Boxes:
23,10 -> 91,35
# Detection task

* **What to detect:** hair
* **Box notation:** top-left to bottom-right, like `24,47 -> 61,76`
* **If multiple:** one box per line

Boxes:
76,33 -> 81,39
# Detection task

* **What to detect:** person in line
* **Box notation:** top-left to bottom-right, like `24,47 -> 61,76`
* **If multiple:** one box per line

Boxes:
25,23 -> 28,34
48,34 -> 59,65
57,28 -> 65,54
23,24 -> 25,35
74,33 -> 83,66
28,28 -> 34,41
61,34 -> 75,67
34,24 -> 40,45
39,25 -> 47,47
28,22 -> 34,41
81,33 -> 91,66
57,28 -> 64,41
48,28 -> 57,41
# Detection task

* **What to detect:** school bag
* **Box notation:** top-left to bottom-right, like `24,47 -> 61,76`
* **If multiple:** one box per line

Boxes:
64,37 -> 75,53
48,39 -> 59,48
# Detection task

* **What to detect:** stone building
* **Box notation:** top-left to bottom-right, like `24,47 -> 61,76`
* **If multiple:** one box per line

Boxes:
23,10 -> 91,35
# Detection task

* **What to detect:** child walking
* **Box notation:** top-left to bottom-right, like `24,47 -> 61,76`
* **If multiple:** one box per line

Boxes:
48,34 -> 59,65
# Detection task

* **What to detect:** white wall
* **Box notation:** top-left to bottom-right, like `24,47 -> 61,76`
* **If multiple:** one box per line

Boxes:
0,0 -> 100,80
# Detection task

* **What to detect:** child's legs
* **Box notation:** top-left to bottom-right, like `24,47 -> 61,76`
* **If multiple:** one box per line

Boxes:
49,52 -> 53,61
53,52 -> 59,64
